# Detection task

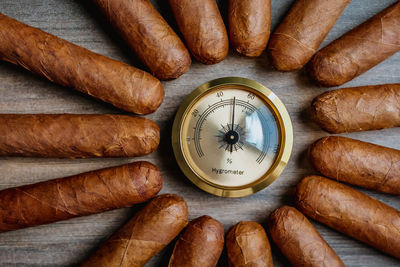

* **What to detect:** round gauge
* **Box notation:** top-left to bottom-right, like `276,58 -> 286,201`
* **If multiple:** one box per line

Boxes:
172,77 -> 293,197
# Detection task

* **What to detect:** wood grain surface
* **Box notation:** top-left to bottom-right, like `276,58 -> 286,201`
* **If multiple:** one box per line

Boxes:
0,0 -> 399,266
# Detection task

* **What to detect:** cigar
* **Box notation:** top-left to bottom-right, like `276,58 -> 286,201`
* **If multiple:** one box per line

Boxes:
0,13 -> 164,114
0,114 -> 159,158
0,162 -> 162,233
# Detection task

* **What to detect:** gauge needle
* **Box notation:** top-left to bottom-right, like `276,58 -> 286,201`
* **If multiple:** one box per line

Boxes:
231,97 -> 236,131
230,97 -> 236,153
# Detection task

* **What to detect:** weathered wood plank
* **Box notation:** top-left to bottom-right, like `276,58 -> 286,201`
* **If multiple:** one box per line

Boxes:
0,0 -> 399,266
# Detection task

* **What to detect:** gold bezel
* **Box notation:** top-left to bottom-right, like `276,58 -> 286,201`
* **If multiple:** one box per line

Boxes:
172,77 -> 293,197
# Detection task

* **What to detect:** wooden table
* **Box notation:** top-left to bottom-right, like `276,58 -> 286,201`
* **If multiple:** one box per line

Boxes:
0,0 -> 399,266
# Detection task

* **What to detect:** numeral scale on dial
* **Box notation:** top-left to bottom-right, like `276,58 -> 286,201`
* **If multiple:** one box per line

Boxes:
188,94 -> 279,166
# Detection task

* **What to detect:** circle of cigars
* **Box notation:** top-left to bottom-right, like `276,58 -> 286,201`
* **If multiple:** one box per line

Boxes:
172,77 -> 293,197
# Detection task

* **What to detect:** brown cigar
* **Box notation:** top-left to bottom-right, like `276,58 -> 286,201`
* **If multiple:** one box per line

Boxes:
0,13 -> 164,114
267,0 -> 351,71
311,84 -> 400,133
81,194 -> 188,267
309,2 -> 400,86
169,0 -> 229,64
309,136 -> 400,195
229,0 -> 271,57
296,176 -> 400,259
0,162 -> 162,233
91,0 -> 191,80
0,114 -> 159,158
268,206 -> 344,267
226,221 -> 273,267
168,215 -> 224,267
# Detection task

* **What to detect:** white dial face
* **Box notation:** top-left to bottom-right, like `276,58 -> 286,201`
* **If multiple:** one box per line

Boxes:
181,85 -> 281,187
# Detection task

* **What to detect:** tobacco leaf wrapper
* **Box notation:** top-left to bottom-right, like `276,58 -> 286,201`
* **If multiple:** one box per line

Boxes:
309,136 -> 400,195
0,162 -> 162,233
226,221 -> 273,267
0,13 -> 164,114
0,114 -> 160,158
81,194 -> 188,267
296,176 -> 400,259
168,215 -> 224,267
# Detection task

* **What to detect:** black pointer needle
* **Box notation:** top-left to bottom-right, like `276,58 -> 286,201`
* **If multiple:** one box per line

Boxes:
230,97 -> 236,153
231,97 -> 236,131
